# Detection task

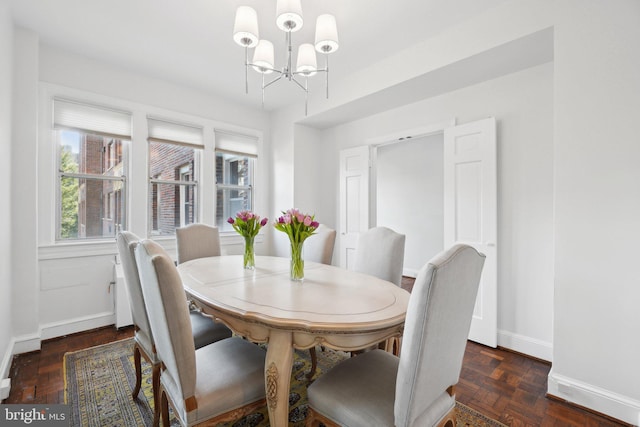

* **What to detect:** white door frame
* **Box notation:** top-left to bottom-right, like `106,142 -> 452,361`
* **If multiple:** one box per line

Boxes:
356,117 -> 498,348
368,120 -> 456,228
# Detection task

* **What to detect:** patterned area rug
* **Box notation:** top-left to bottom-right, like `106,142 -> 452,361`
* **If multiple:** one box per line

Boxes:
64,338 -> 505,426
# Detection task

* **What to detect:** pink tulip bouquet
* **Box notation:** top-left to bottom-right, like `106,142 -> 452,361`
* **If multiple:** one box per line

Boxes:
227,210 -> 268,269
274,208 -> 319,280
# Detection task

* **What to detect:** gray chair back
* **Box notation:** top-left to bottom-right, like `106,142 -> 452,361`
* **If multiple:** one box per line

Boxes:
176,223 -> 221,264
305,224 -> 337,265
135,239 -> 197,403
116,231 -> 155,358
353,226 -> 406,286
394,244 -> 485,427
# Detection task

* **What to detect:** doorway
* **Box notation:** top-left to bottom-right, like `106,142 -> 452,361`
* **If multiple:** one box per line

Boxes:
374,133 -> 444,277
343,117 -> 497,347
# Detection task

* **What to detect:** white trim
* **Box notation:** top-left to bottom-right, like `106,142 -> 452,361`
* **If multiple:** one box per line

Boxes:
12,333 -> 41,355
548,369 -> 640,426
39,241 -> 118,260
368,119 -> 455,231
497,329 -> 553,362
10,312 -> 116,357
365,119 -> 456,147
1,338 -> 16,380
40,312 -> 115,342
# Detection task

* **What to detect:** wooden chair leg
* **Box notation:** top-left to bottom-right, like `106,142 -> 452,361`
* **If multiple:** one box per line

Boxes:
435,405 -> 456,427
132,344 -> 142,398
152,363 -> 161,427
306,407 -> 339,427
161,389 -> 170,427
306,347 -> 318,380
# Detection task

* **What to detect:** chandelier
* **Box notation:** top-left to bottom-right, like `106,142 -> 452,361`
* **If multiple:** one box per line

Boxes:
232,0 -> 339,115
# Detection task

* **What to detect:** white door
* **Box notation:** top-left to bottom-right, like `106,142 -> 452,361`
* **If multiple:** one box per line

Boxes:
339,146 -> 370,269
444,117 -> 497,347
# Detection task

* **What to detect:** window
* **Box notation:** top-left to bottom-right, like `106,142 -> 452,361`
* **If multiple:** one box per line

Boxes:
148,118 -> 203,236
215,130 -> 258,232
54,98 -> 130,240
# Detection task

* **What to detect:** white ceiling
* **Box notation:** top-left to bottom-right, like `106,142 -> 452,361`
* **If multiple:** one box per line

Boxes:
7,0 -> 513,112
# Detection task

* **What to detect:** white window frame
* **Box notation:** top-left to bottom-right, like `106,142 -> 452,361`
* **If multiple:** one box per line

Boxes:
38,83 -> 265,259
53,101 -> 130,242
214,129 -> 260,235
147,117 -> 203,237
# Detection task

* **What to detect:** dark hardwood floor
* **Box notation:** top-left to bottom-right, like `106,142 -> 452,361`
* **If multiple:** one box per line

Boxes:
2,278 -> 628,426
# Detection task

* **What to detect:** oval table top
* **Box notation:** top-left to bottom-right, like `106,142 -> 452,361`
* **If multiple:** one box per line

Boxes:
178,255 -> 410,334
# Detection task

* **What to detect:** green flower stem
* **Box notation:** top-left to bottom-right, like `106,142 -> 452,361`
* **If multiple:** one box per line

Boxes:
243,235 -> 255,270
290,240 -> 304,281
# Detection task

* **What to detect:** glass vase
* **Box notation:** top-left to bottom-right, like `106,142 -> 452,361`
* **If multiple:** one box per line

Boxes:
243,235 -> 255,270
290,240 -> 304,281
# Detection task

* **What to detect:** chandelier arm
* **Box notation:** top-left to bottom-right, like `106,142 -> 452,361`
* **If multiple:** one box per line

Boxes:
247,61 -> 283,75
292,68 -> 327,76
263,73 -> 285,90
290,76 -> 308,92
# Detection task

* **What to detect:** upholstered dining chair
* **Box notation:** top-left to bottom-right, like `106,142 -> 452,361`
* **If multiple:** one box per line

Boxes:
353,226 -> 406,286
116,232 -> 232,426
135,238 -> 267,427
176,223 -> 221,264
352,226 -> 406,355
305,224 -> 337,265
303,224 -> 337,379
306,244 -> 485,427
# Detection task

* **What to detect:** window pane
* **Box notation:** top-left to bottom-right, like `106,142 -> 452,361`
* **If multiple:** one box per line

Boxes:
216,151 -> 252,186
216,187 -> 252,231
148,140 -> 200,236
60,177 -> 124,239
57,128 -> 127,241
216,151 -> 253,232
58,129 -> 125,175
149,183 -> 198,236
149,141 -> 197,182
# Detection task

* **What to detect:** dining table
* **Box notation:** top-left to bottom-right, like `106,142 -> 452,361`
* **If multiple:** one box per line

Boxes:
177,255 -> 410,427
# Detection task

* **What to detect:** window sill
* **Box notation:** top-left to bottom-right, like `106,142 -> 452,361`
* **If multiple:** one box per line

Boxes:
39,240 -> 118,260
38,232 -> 266,260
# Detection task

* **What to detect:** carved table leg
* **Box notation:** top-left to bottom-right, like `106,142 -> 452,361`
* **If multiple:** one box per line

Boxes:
265,330 -> 294,427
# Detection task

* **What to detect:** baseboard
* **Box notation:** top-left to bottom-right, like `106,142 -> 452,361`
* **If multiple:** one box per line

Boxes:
1,337 -> 16,401
40,312 -> 115,341
402,268 -> 418,278
497,329 -> 552,362
11,312 -> 115,358
548,369 -> 640,426
1,337 -> 14,380
12,333 -> 41,355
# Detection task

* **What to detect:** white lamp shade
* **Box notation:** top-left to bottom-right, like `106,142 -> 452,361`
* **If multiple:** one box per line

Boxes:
276,0 -> 303,32
233,6 -> 259,47
315,14 -> 339,53
296,43 -> 317,76
252,40 -> 275,74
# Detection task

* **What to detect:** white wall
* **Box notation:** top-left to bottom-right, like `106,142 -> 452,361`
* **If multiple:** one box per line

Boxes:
548,1 -> 640,423
0,0 -> 14,383
376,134 -> 444,275
11,27 -> 40,353
317,62 -> 555,361
268,105 -> 302,257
